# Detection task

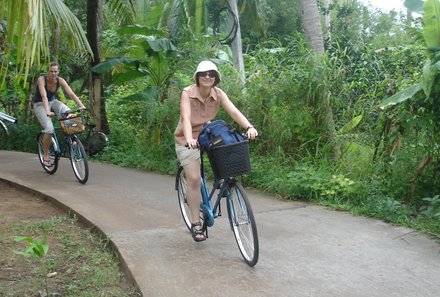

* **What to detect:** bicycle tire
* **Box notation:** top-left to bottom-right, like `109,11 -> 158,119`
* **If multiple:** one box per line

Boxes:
176,166 -> 206,232
227,181 -> 259,266
37,132 -> 59,174
87,131 -> 108,156
69,137 -> 89,184
0,121 -> 8,149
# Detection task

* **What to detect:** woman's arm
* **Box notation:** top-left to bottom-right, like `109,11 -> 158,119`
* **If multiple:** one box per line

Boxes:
220,91 -> 258,139
180,91 -> 198,148
36,76 -> 54,117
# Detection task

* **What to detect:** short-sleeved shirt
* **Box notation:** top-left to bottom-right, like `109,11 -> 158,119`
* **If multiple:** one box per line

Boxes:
174,84 -> 224,145
34,75 -> 60,103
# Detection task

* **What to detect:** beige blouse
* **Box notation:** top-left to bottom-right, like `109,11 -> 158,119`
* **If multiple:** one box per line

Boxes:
174,84 -> 224,145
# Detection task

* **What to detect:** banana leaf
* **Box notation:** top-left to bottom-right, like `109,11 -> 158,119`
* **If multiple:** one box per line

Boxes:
423,0 -> 440,49
379,83 -> 423,110
337,114 -> 363,134
91,57 -> 141,73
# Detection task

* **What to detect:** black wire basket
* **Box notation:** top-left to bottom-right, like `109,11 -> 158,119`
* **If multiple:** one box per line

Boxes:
208,140 -> 251,179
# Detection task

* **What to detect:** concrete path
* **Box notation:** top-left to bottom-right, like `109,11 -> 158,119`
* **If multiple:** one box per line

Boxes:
1,150 -> 439,297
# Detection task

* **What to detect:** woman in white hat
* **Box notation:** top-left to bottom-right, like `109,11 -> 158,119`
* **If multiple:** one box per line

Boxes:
174,60 -> 258,242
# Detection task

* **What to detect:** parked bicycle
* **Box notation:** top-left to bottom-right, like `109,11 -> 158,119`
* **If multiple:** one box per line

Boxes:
175,128 -> 259,266
0,111 -> 18,149
80,113 -> 108,156
37,109 -> 89,184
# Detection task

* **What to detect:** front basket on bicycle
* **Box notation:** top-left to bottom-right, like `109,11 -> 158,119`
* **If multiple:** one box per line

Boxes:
208,140 -> 251,179
59,114 -> 85,135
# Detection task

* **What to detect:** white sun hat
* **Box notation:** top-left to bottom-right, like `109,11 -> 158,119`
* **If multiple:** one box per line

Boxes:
193,60 -> 221,84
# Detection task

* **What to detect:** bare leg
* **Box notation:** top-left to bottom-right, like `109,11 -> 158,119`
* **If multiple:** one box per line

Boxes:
183,160 -> 205,240
43,133 -> 52,161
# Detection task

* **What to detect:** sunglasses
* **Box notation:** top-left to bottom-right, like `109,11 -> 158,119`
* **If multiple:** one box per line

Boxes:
197,70 -> 217,78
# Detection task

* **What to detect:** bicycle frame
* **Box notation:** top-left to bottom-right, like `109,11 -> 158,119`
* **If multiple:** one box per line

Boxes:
199,157 -> 238,230
52,129 -> 78,158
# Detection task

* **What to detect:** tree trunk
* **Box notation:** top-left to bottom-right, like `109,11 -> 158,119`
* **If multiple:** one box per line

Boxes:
87,0 -> 109,134
228,0 -> 246,85
323,0 -> 331,42
300,0 -> 339,159
299,0 -> 325,54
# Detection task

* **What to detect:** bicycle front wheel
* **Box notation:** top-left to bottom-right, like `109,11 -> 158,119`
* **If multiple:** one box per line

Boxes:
87,131 -> 108,155
228,182 -> 259,266
37,132 -> 59,174
0,121 -> 8,149
69,138 -> 89,184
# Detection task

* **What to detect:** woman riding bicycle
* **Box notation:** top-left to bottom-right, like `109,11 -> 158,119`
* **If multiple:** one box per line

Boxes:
174,60 -> 258,242
33,62 -> 86,167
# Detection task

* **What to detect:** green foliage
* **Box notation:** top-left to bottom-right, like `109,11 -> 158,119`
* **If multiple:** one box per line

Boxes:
14,233 -> 49,260
423,0 -> 440,49
4,122 -> 40,152
14,228 -> 51,296
419,195 -> 440,219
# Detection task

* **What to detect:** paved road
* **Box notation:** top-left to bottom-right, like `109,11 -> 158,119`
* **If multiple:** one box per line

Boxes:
1,150 -> 440,297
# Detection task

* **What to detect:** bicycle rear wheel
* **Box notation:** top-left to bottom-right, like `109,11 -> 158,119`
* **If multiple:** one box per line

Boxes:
176,166 -> 206,232
227,181 -> 259,266
37,132 -> 59,174
69,137 -> 89,184
0,121 -> 8,149
87,131 -> 108,155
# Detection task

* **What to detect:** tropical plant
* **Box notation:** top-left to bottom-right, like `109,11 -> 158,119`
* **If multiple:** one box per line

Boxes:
14,232 -> 51,296
0,0 -> 92,85
377,0 -> 440,199
92,26 -> 178,103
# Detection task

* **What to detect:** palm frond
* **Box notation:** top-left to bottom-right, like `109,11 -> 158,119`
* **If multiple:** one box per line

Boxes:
106,0 -> 136,25
1,0 -> 92,84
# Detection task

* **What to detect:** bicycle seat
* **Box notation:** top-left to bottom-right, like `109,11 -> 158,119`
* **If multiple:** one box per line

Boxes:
87,122 -> 97,128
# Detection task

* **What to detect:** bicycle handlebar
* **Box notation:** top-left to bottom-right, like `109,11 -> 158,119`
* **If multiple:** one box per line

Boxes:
60,108 -> 86,119
0,112 -> 18,124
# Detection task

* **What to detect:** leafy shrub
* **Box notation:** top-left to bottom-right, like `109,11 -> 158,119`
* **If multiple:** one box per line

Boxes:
5,122 -> 40,152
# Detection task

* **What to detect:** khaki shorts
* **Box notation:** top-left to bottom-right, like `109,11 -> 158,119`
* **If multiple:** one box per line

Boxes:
175,143 -> 200,166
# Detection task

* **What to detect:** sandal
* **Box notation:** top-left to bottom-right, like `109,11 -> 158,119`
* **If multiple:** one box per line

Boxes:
43,159 -> 53,167
191,222 -> 206,242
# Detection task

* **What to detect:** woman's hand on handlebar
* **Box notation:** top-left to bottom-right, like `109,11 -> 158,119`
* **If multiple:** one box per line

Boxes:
186,139 -> 199,149
245,126 -> 258,140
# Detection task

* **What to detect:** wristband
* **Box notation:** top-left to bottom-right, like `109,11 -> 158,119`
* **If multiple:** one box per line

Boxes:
246,125 -> 254,132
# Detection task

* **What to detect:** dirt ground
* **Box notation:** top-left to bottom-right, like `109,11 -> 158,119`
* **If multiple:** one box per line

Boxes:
0,181 -> 63,226
0,180 -> 139,296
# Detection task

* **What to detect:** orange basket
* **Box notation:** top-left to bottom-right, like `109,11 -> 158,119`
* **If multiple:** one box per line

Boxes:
59,114 -> 85,134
